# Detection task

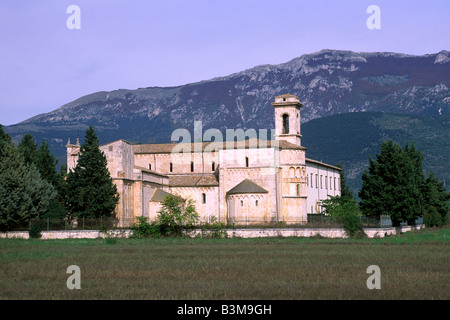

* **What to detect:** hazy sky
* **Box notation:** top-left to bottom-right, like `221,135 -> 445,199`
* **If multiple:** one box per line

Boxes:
1,0 -> 449,125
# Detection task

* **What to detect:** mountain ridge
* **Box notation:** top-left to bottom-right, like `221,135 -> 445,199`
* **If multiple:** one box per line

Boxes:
4,49 -> 450,189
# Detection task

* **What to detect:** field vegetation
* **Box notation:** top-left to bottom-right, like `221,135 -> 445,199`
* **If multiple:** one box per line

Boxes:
0,227 -> 448,300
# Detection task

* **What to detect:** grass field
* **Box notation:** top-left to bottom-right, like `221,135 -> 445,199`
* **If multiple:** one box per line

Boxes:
0,227 -> 449,300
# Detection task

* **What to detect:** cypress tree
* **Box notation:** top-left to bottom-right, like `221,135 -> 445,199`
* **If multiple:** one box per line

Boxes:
17,133 -> 37,165
63,126 -> 119,219
35,140 -> 63,190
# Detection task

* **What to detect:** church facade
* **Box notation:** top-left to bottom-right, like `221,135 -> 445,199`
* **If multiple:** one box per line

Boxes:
66,94 -> 341,226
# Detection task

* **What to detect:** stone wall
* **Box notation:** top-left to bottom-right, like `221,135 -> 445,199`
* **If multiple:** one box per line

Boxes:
0,225 -> 424,240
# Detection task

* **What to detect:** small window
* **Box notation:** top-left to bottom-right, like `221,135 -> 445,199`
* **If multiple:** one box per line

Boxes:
320,175 -> 323,189
169,162 -> 173,172
334,177 -> 336,190
315,174 -> 318,189
330,177 -> 332,190
148,164 -> 151,170
191,161 -> 194,172
245,157 -> 249,168
241,200 -> 244,207
255,200 -> 258,206
296,184 -> 300,196
202,193 -> 206,204
212,161 -> 215,172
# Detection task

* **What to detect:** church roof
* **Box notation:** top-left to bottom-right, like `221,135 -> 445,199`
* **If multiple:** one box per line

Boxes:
227,179 -> 269,195
150,189 -> 171,202
134,139 -> 305,154
169,174 -> 219,187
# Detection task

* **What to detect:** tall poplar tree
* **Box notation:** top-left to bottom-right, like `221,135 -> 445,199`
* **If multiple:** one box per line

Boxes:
63,126 -> 119,219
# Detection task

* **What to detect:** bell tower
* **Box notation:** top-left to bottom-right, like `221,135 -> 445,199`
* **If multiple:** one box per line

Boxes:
271,94 -> 303,146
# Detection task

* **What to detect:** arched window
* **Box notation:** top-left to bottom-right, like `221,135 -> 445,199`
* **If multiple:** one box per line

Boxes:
241,200 -> 244,207
282,114 -> 289,134
191,161 -> 194,172
202,193 -> 206,204
296,184 -> 300,196
245,157 -> 249,168
255,200 -> 258,206
169,162 -> 173,172
212,161 -> 215,172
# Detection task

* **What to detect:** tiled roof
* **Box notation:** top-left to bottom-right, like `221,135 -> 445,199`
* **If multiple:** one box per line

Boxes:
150,189 -> 171,202
227,179 -> 269,195
305,158 -> 342,171
134,139 -> 306,154
169,174 -> 219,187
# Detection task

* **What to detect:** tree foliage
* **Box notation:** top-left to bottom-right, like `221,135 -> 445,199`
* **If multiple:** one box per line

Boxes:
422,172 -> 450,227
358,139 -> 444,227
337,163 -> 353,199
0,139 -> 56,231
157,194 -> 199,237
320,195 -> 364,238
63,126 -> 119,219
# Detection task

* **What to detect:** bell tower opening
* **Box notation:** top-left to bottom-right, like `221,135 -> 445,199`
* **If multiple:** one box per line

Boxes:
282,114 -> 289,134
271,94 -> 303,146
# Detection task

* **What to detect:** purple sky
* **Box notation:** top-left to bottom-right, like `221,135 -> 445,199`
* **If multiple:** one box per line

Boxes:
1,0 -> 449,125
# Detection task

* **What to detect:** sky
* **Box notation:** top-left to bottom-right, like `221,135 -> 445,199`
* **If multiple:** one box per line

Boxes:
1,0 -> 449,126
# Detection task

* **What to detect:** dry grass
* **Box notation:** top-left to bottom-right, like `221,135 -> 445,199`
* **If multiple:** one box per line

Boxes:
0,228 -> 448,300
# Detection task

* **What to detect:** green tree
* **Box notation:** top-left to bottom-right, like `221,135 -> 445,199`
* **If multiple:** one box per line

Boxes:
359,140 -> 425,226
35,140 -> 63,189
0,141 -> 56,231
337,163 -> 353,199
63,126 -> 119,219
423,172 -> 450,226
17,133 -> 37,165
157,194 -> 199,237
320,195 -> 364,237
0,125 -> 12,157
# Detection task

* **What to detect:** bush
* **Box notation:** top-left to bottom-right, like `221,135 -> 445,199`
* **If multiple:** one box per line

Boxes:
320,195 -> 365,238
423,207 -> 444,228
200,216 -> 228,238
29,221 -> 42,239
157,194 -> 199,237
131,217 -> 162,238
131,216 -> 161,238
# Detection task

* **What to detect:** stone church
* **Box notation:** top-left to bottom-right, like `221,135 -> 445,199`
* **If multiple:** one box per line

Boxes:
66,94 -> 341,226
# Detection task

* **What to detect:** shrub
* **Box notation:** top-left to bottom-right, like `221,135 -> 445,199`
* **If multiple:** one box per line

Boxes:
200,216 -> 228,238
321,195 -> 365,238
131,216 -> 161,238
157,194 -> 199,237
29,221 -> 42,239
423,207 -> 444,228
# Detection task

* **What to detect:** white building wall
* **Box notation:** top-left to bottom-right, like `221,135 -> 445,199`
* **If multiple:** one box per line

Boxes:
306,160 -> 341,214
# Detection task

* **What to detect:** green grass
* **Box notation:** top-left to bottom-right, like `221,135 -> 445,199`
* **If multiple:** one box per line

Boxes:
0,227 -> 449,300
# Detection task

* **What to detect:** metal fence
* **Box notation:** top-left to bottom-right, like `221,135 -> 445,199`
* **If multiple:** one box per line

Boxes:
9,217 -> 135,231
5,214 -> 425,232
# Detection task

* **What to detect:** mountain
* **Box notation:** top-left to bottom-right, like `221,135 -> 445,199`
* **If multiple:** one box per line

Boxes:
4,49 -> 450,187
302,112 -> 450,196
